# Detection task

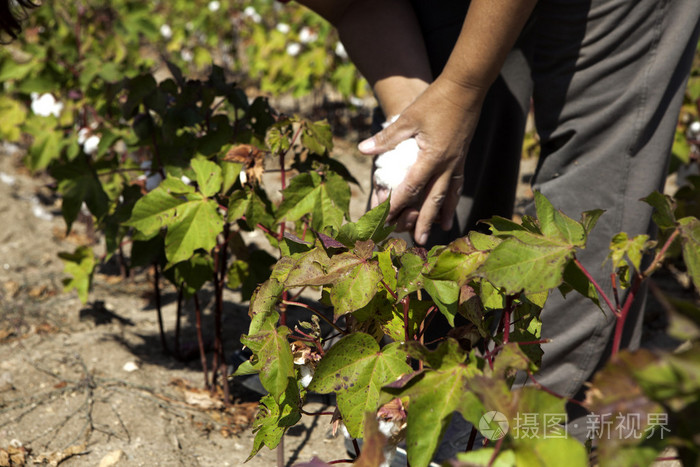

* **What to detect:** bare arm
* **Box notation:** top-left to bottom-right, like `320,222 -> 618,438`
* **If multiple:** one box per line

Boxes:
298,0 -> 538,244
297,0 -> 432,118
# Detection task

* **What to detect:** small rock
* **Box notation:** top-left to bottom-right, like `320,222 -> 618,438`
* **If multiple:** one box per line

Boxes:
98,449 -> 124,467
122,361 -> 139,372
0,372 -> 13,392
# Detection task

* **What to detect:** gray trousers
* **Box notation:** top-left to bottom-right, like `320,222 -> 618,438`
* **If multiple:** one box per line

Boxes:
403,0 -> 700,450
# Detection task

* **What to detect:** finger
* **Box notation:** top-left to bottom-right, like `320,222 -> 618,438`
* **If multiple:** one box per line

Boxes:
358,117 -> 416,155
440,171 -> 464,231
395,208 -> 419,232
413,173 -> 452,245
386,155 -> 434,223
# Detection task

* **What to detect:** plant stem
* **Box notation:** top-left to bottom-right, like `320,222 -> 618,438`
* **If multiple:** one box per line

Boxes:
299,408 -> 335,416
194,293 -> 210,389
175,287 -> 183,359
381,279 -> 398,300
527,371 -> 586,407
277,437 -> 284,467
574,257 -> 619,318
153,263 -> 169,354
487,434 -> 504,467
402,296 -> 411,342
281,300 -> 346,335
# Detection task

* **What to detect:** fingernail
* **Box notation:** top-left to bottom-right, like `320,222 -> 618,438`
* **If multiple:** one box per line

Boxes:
418,233 -> 428,245
358,138 -> 375,153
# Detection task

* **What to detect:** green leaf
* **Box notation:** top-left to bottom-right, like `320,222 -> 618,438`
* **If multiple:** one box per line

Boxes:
277,171 -> 348,233
514,437 -> 588,467
51,156 -> 110,232
248,279 -> 284,335
171,253 -> 214,297
642,192 -> 677,231
384,341 -> 483,467
426,236 -> 489,285
559,260 -> 600,308
477,237 -> 575,295
336,198 -> 394,247
58,246 -> 96,304
678,217 -> 700,293
191,157 -> 222,198
534,191 -> 586,246
326,250 -> 383,316
607,232 -> 652,272
423,278 -> 460,326
308,333 -> 411,438
241,326 -> 295,401
125,182 -> 189,238
396,248 -> 427,300
247,382 -> 301,460
28,129 -> 62,172
301,119 -> 333,155
227,189 -> 250,222
163,198 -> 223,264
0,96 -> 27,141
456,449 -> 516,467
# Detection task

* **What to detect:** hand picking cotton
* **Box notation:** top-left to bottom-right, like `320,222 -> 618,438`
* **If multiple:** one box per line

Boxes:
372,117 -> 419,191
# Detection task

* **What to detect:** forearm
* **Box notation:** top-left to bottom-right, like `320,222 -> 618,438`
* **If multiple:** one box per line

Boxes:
439,0 -> 538,99
297,0 -> 432,117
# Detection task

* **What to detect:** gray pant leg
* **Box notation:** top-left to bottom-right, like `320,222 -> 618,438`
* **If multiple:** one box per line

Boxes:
520,0 -> 700,442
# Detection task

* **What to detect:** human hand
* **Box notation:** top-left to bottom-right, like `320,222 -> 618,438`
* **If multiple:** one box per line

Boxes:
360,76 -> 484,245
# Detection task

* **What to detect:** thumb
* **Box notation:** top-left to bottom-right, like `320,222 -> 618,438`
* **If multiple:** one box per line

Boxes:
358,117 -> 415,155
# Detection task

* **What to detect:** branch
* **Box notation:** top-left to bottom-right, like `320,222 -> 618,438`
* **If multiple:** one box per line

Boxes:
281,300 -> 346,335
574,257 -> 619,318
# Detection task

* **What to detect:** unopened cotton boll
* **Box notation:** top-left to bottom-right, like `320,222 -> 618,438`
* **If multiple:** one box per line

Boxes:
373,138 -> 419,191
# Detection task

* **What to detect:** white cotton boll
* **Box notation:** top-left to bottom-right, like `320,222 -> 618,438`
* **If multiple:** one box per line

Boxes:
146,173 -> 163,191
334,41 -> 348,59
30,196 -> 52,221
0,172 -> 16,186
286,42 -> 301,57
299,364 -> 314,388
690,121 -> 700,134
77,128 -> 89,145
181,49 -> 193,62
160,24 -> 173,39
83,135 -> 100,155
243,6 -> 261,23
239,170 -> 247,185
373,138 -> 419,191
298,26 -> 317,44
276,23 -> 290,34
181,175 -> 192,185
31,93 -> 63,117
208,1 -> 220,12
377,419 -> 401,438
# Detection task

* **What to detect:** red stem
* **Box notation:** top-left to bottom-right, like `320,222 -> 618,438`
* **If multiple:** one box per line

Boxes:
381,279 -> 398,300
193,293 -> 210,389
487,434 -> 505,467
281,300 -> 346,335
574,257 -> 619,318
527,371 -> 586,407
